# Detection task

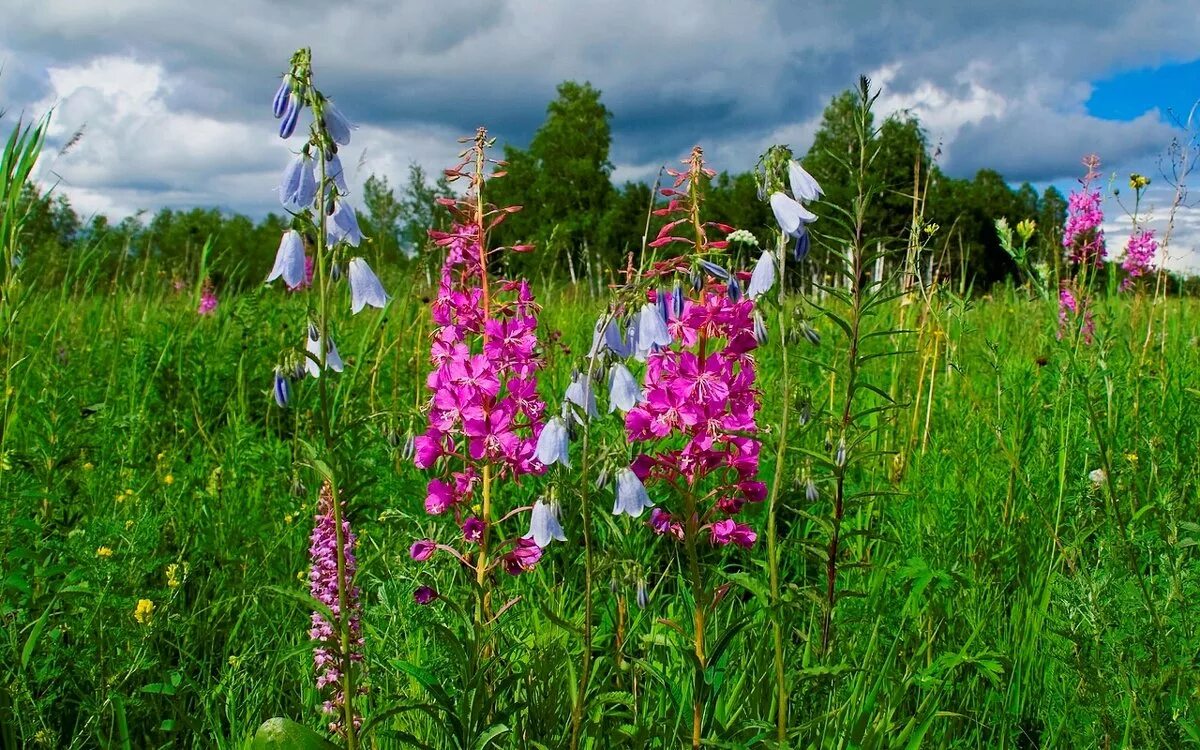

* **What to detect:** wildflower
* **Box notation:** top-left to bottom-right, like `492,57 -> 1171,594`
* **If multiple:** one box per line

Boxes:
280,153 -> 317,211
309,482 -> 364,736
769,192 -> 816,238
96,546 -> 113,558
461,517 -> 484,543
524,499 -> 567,547
166,563 -> 182,588
409,539 -> 436,561
612,468 -> 654,518
289,255 -> 315,292
788,160 -> 823,202
325,152 -> 349,195
413,586 -> 438,605
305,324 -> 344,378
327,199 -> 364,247
1063,155 -> 1105,264
752,310 -> 768,345
267,230 -> 307,288
163,474 -> 174,485
534,416 -> 570,467
279,92 -> 302,139
746,250 -> 776,300
636,578 -> 649,609
1120,230 -> 1157,290
698,259 -> 730,280
272,77 -> 291,119
134,599 -> 155,625
197,281 -> 218,316
1089,468 -> 1107,486
565,372 -> 599,419
502,538 -> 543,575
635,302 -> 672,359
726,228 -> 759,248
607,362 -> 643,413
805,477 -> 819,502
321,100 -> 354,146
709,518 -> 757,548
347,257 -> 389,313
273,368 -> 291,408
83,462 -> 94,471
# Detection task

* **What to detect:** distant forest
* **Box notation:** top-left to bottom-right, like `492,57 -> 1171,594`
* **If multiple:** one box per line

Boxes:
15,82 -> 1195,294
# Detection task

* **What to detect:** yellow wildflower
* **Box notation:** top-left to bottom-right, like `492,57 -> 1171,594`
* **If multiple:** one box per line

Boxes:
166,563 -> 182,589
96,546 -> 113,558
83,462 -> 94,471
124,520 -> 134,530
134,599 -> 155,625
163,474 -> 174,485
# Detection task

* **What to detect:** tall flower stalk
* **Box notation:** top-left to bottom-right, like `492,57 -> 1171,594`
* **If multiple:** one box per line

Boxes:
612,146 -> 764,748
265,48 -> 386,747
413,128 -> 547,639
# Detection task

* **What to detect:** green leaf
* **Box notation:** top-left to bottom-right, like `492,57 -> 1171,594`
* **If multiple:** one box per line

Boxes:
251,718 -> 341,750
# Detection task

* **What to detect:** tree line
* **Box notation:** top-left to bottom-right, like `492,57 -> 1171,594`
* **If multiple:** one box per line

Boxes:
15,81 -> 1196,295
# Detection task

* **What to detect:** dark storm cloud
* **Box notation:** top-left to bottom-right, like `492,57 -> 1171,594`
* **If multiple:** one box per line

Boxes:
1,0 -> 1197,217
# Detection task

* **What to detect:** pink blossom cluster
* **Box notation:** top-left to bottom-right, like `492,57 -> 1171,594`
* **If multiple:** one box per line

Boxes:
625,148 -> 763,548
309,482 -> 364,736
1120,229 -> 1157,290
413,218 -> 547,575
1063,155 -> 1106,265
197,279 -> 218,316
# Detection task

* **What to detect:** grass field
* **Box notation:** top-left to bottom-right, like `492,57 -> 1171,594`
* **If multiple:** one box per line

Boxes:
1,265 -> 1197,747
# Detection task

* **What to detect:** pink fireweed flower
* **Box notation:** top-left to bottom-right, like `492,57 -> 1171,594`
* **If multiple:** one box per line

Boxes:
1063,155 -> 1106,265
620,147 -> 763,550
309,482 -> 364,737
1058,284 -> 1095,344
415,129 -> 550,599
1120,229 -> 1157,290
197,280 -> 218,316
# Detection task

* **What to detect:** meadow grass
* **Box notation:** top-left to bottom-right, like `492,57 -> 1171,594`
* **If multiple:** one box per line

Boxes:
1,268 -> 1197,748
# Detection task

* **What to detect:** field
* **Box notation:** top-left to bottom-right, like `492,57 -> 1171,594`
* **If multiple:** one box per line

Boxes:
1,269 -> 1198,748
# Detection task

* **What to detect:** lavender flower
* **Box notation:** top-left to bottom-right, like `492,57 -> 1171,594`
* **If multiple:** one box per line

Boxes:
279,93 -> 302,139
348,257 -> 389,313
534,416 -> 570,467
309,482 -> 364,736
272,78 -> 291,119
612,468 -> 654,518
327,199 -> 363,247
746,249 -> 776,299
267,230 -> 307,288
273,367 -> 291,408
565,372 -> 599,419
769,191 -> 816,238
524,499 -> 567,547
305,323 -> 345,378
326,152 -> 349,195
788,160 -> 823,202
607,362 -> 643,413
635,302 -> 672,359
280,153 -> 317,211
322,101 -> 354,146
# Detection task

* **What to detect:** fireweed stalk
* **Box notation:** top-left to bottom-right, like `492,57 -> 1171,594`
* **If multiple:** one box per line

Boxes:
265,48 -> 387,745
412,128 -> 548,638
753,143 -> 822,741
615,146 -> 764,748
1058,155 -> 1106,344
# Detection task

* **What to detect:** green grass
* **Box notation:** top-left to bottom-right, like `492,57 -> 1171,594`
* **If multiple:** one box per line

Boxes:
1,275 -> 1198,748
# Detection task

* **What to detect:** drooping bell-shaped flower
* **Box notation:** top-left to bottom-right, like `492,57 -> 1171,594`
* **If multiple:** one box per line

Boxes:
272,78 -> 291,119
612,468 -> 654,518
273,367 -> 291,407
752,310 -> 769,346
635,302 -> 672,359
671,283 -> 685,318
726,275 -> 742,303
327,199 -> 363,247
607,363 -> 643,413
267,230 -> 307,288
524,499 -> 567,547
794,230 -> 811,261
534,416 -> 570,467
769,191 -> 816,238
788,160 -> 823,203
348,257 -> 389,313
322,101 -> 354,146
279,93 -> 301,139
305,323 -> 345,378
279,153 -> 317,211
325,152 -> 349,195
747,249 -> 776,300
565,372 -> 599,420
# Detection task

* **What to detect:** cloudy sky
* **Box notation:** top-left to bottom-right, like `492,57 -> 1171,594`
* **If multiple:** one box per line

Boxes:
2,0 -> 1198,270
